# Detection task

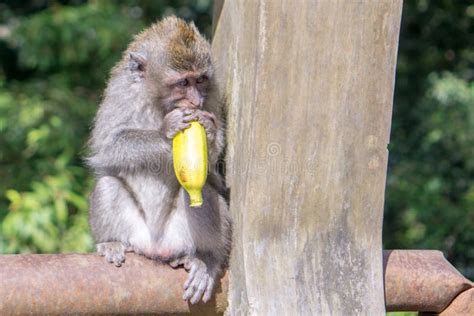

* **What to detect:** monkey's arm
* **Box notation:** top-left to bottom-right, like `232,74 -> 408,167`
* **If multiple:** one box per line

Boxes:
88,129 -> 172,173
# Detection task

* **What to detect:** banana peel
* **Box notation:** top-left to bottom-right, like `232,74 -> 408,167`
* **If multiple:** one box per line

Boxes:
172,121 -> 208,207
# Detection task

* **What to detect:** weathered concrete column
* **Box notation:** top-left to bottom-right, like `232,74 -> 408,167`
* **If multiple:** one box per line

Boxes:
212,1 -> 402,314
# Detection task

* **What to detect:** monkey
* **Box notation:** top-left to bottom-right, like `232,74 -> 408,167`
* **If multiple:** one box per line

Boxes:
86,16 -> 231,304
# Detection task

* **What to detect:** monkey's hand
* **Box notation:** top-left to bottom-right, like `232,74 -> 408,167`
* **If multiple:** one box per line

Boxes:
161,108 -> 196,139
97,241 -> 126,267
183,257 -> 220,304
185,110 -> 217,144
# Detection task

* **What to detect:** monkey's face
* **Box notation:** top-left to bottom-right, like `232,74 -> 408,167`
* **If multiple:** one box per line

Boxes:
127,17 -> 214,114
159,70 -> 211,113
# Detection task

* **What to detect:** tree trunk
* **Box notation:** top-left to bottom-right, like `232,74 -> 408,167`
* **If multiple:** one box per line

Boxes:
212,0 -> 402,315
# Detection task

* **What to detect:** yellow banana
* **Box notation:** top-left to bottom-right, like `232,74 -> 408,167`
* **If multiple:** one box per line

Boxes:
172,121 -> 208,207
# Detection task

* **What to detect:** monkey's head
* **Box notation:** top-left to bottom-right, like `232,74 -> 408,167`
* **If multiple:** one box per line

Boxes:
127,16 -> 213,114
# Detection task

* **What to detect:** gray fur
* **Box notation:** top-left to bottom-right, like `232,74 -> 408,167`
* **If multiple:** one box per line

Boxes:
86,16 -> 231,304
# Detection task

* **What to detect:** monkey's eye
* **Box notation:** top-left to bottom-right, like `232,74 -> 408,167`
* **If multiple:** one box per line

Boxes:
178,79 -> 189,87
196,75 -> 208,84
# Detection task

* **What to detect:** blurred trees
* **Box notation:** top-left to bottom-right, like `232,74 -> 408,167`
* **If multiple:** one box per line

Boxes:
0,1 -> 472,278
0,0 -> 213,253
384,1 -> 473,278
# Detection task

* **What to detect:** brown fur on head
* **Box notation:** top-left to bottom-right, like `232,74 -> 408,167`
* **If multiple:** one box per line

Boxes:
123,16 -> 212,74
167,18 -> 211,71
120,16 -> 214,112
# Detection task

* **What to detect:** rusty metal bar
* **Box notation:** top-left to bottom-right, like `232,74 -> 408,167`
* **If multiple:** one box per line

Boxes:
0,253 -> 228,315
437,287 -> 474,315
384,250 -> 473,313
0,250 -> 472,314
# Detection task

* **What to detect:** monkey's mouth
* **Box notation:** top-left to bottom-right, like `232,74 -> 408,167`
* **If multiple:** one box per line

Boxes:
175,100 -> 201,110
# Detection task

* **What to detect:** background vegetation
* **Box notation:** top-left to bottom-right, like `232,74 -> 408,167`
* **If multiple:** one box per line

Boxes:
0,1 -> 472,279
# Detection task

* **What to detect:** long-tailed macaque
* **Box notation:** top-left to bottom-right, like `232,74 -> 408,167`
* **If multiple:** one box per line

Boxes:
86,16 -> 231,304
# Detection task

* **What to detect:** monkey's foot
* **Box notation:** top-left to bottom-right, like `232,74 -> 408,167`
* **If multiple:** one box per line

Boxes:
97,242 -> 126,267
183,257 -> 217,304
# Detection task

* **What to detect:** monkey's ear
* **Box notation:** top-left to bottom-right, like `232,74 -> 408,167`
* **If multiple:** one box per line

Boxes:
129,51 -> 147,73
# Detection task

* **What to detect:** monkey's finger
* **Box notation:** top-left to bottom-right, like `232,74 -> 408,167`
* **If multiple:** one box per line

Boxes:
105,255 -> 114,264
183,113 -> 198,123
183,259 -> 192,271
169,257 -> 187,269
178,122 -> 192,132
183,277 -> 200,301
200,123 -> 216,142
202,277 -> 215,303
113,253 -> 125,267
195,116 -> 206,126
201,111 -> 217,125
189,110 -> 204,121
194,114 -> 216,134
183,286 -> 194,302
97,243 -> 108,256
183,269 -> 205,303
184,268 -> 196,290
166,123 -> 191,139
182,108 -> 195,116
190,279 -> 206,304
169,259 -> 180,268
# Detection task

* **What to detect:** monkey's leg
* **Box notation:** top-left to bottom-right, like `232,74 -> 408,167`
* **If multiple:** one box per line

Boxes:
182,187 -> 230,304
89,176 -> 151,267
155,185 -> 229,304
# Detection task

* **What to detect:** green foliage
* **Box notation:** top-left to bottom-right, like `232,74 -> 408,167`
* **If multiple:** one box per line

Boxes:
386,312 -> 417,316
0,1 -> 212,253
0,76 -> 95,253
12,4 -> 144,81
384,0 -> 474,278
385,73 -> 474,275
0,1 -> 145,253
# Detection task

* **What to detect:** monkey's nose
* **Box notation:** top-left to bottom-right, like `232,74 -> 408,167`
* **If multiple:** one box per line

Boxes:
187,88 -> 203,109
188,99 -> 203,109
